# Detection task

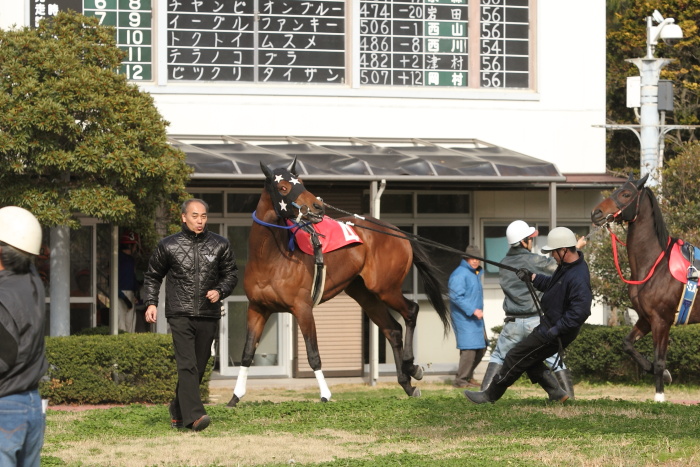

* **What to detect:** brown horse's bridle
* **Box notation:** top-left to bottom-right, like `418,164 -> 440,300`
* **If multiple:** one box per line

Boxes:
606,180 -> 643,224
605,181 -> 667,285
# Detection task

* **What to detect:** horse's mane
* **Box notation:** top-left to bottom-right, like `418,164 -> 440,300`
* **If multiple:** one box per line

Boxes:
643,187 -> 669,248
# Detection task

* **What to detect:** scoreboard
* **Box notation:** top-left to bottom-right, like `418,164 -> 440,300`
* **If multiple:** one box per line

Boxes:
30,0 -> 529,88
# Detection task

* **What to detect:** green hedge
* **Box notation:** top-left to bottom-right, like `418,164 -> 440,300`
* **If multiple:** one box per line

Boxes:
40,333 -> 212,405
489,324 -> 700,384
565,324 -> 700,384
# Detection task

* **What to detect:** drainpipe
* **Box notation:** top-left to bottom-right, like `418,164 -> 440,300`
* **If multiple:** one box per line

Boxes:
549,182 -> 557,230
110,224 -> 119,335
49,226 -> 70,336
368,179 -> 386,386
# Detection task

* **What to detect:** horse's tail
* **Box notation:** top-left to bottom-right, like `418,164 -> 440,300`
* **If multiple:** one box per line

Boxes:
410,238 -> 451,335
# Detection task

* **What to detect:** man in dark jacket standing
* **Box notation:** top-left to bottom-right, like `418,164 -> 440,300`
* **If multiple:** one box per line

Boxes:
144,199 -> 238,431
464,227 -> 591,404
0,206 -> 48,466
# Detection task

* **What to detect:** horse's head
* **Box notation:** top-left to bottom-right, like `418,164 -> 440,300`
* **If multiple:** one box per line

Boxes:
591,173 -> 649,226
260,158 -> 325,223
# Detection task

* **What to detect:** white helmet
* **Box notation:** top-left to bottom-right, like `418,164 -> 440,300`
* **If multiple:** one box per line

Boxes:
0,206 -> 43,255
541,227 -> 577,253
506,220 -> 538,245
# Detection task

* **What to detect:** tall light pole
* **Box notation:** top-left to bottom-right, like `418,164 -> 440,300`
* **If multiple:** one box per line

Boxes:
627,11 -> 683,186
598,11 -> 693,187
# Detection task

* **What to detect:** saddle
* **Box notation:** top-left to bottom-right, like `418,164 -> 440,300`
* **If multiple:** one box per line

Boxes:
668,239 -> 700,284
668,239 -> 700,325
286,216 -> 363,255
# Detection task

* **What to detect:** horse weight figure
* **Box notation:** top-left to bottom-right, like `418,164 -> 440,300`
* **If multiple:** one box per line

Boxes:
591,174 -> 699,401
227,159 -> 450,406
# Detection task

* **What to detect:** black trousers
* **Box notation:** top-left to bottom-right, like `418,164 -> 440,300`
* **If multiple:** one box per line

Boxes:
494,329 -> 577,388
168,316 -> 219,427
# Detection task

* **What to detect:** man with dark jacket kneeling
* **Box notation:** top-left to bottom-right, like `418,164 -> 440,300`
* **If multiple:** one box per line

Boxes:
465,227 -> 592,404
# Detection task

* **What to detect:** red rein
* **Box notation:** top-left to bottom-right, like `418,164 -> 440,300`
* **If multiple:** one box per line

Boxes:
609,227 -> 668,285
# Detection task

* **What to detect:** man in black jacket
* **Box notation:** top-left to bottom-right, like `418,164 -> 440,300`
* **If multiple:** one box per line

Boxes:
465,227 -> 592,404
144,199 -> 238,431
0,206 -> 48,466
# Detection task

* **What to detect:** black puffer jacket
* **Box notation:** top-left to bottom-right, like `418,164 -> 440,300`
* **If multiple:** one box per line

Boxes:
143,224 -> 238,319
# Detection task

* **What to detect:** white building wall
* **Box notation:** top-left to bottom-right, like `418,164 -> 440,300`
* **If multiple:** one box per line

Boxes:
0,1 -> 24,29
3,0 -> 609,375
1,0 -> 607,174
143,0 -> 606,175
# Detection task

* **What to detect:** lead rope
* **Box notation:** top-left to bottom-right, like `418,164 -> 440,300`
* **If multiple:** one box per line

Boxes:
321,201 -> 520,273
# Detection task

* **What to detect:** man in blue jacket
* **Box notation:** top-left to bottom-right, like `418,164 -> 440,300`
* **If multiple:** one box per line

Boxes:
464,227 -> 592,404
449,245 -> 488,388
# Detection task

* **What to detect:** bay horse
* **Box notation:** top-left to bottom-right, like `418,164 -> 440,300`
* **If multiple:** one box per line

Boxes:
227,159 -> 450,406
591,174 -> 699,401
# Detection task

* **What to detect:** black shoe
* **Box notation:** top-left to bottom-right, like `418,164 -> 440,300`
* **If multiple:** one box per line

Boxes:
191,414 -> 211,432
537,369 -> 569,402
464,389 -> 493,404
169,404 -> 183,429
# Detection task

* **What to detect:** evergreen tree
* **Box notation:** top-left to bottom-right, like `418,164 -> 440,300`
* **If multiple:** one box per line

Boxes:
0,11 -> 190,245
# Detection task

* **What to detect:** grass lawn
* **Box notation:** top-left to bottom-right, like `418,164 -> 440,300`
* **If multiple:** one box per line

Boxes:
41,379 -> 700,466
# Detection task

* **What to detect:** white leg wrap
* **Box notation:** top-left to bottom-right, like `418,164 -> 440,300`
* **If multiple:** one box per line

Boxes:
234,366 -> 249,399
654,392 -> 665,402
315,370 -> 332,401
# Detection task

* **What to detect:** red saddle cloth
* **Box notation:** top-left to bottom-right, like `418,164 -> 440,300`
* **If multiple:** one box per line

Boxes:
286,216 -> 363,255
669,239 -> 693,284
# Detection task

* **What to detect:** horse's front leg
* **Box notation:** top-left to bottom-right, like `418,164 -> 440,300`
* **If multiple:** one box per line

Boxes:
651,319 -> 672,402
227,306 -> 270,408
297,309 -> 332,402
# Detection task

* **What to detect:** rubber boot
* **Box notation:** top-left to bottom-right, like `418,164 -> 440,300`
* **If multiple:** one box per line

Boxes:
464,380 -> 508,404
480,362 -> 503,391
555,369 -> 575,400
538,370 -> 569,402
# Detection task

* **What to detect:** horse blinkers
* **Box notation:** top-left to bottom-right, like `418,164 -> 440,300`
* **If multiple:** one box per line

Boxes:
260,161 -> 324,222
592,174 -> 649,225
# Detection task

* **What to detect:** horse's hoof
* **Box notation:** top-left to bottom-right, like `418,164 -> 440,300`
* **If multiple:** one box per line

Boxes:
412,365 -> 424,381
321,397 -> 329,403
226,395 -> 240,408
663,369 -> 672,385
411,387 -> 421,398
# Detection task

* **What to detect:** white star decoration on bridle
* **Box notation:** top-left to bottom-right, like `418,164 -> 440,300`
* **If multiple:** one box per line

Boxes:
290,177 -> 300,185
278,200 -> 288,211
274,174 -> 284,183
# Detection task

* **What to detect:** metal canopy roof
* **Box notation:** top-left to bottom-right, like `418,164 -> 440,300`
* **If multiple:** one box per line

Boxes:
168,135 -> 565,183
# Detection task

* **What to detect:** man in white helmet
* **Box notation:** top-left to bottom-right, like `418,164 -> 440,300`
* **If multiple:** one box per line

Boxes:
0,206 -> 48,465
465,226 -> 592,404
481,221 -> 582,400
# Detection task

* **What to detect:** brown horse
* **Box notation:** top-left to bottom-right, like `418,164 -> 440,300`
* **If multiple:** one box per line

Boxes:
591,174 -> 699,401
227,159 -> 450,406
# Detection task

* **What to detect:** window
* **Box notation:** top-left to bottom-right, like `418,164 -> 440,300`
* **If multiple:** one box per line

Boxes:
189,192 -> 224,214
379,190 -> 471,295
484,223 -> 590,278
483,224 -> 508,276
